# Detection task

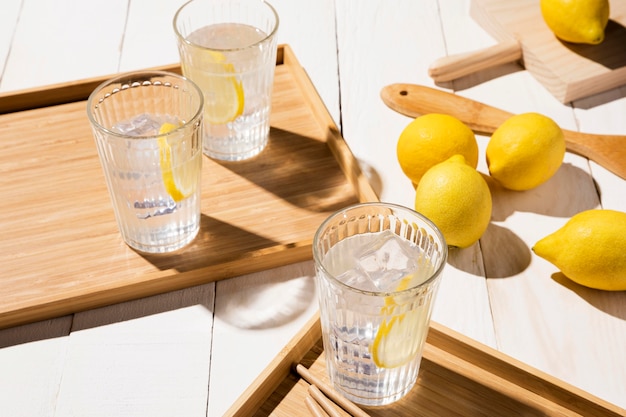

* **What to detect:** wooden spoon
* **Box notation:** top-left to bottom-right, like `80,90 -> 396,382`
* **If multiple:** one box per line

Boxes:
380,83 -> 626,180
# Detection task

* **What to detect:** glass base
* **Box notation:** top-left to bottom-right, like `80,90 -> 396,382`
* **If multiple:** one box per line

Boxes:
123,225 -> 199,254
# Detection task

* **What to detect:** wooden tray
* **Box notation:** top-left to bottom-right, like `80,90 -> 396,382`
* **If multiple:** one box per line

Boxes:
0,45 -> 377,330
227,315 -> 626,416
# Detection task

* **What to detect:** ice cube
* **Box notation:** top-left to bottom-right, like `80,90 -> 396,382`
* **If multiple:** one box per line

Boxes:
335,269 -> 380,292
353,230 -> 419,292
112,113 -> 180,137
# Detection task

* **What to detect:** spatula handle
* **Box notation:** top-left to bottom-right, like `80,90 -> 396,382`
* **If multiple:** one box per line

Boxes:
428,39 -> 522,82
380,83 -> 513,135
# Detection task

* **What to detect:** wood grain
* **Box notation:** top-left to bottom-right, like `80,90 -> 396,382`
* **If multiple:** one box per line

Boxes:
0,45 -> 377,330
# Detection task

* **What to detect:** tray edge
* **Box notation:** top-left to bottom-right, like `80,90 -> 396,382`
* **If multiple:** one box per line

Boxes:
226,317 -> 626,416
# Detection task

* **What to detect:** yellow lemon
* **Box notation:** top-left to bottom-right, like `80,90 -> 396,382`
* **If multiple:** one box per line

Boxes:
370,304 -> 431,368
533,209 -> 626,291
397,114 -> 478,186
182,50 -> 244,124
540,0 -> 610,44
486,113 -> 565,191
158,122 -> 201,202
414,154 -> 492,248
371,260 -> 436,368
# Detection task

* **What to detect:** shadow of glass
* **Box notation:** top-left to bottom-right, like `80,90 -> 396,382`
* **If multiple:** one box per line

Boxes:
139,214 -> 280,273
215,262 -> 316,330
214,126 -> 359,213
551,272 -> 626,320
357,158 -> 384,198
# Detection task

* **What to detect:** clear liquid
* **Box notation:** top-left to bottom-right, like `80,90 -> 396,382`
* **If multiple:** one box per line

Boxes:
102,114 -> 202,253
181,23 -> 276,161
318,231 -> 438,406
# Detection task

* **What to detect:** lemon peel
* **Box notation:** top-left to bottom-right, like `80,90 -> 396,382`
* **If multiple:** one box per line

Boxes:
158,122 -> 197,202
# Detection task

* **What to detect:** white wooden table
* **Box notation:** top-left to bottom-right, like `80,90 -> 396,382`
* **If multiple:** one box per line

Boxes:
1,1 -> 625,416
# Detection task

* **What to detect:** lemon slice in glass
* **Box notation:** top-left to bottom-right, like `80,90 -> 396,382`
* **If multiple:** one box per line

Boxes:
370,264 -> 434,368
186,51 -> 244,124
158,122 -> 198,202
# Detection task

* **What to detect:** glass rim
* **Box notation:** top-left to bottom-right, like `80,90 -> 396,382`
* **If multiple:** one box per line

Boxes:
86,70 -> 204,140
172,0 -> 280,53
312,201 -> 448,297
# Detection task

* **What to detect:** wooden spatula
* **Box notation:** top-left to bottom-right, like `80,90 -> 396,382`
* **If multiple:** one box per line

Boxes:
380,83 -> 626,180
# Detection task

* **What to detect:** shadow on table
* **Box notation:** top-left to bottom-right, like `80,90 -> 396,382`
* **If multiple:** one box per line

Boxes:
479,223 -> 532,279
0,282 -> 216,349
562,20 -> 626,71
551,273 -> 626,320
488,162 -> 600,222
214,262 -> 316,330
434,62 -> 524,92
0,316 -> 73,348
449,162 -> 599,279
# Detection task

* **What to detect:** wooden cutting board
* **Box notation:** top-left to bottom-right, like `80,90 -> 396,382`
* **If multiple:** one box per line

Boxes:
429,0 -> 626,103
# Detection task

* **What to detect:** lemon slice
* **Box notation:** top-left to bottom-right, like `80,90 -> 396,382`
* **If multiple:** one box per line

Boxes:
158,122 -> 198,202
187,51 -> 244,124
370,262 -> 435,368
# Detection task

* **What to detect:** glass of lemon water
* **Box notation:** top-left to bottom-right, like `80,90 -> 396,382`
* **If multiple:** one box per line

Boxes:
313,202 -> 448,406
173,0 -> 279,161
87,71 -> 204,254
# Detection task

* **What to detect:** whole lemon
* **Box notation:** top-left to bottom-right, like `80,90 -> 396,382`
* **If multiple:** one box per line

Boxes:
540,0 -> 610,45
397,114 -> 478,186
486,113 -> 565,191
415,154 -> 492,248
532,210 -> 626,291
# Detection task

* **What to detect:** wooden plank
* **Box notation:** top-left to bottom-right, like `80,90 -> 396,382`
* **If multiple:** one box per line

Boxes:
0,0 -> 21,91
54,284 -> 215,416
0,45 -> 377,330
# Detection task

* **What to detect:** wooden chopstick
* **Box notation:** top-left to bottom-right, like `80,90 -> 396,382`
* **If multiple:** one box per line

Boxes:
308,385 -> 343,417
295,364 -> 371,417
305,395 -> 331,417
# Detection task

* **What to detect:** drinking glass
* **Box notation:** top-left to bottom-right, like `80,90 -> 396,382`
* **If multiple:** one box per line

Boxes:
312,202 -> 448,406
87,71 -> 204,253
174,0 -> 279,161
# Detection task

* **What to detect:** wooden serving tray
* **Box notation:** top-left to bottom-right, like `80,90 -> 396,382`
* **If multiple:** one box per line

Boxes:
227,314 -> 626,416
0,45 -> 377,330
